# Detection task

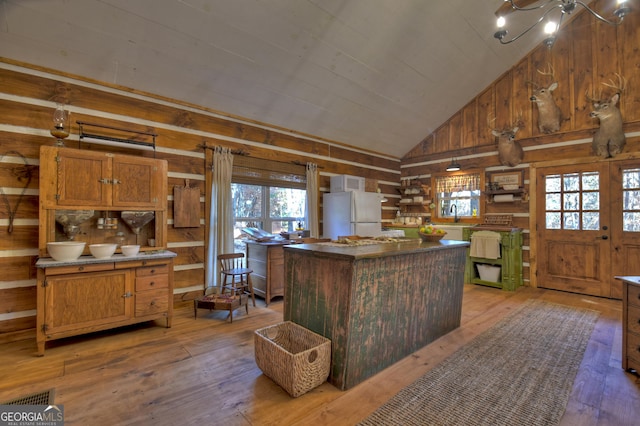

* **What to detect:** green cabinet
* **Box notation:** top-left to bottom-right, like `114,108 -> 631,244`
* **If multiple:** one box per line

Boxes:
463,227 -> 523,291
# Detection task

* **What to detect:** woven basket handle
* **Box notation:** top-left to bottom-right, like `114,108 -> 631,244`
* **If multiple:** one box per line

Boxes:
308,349 -> 318,363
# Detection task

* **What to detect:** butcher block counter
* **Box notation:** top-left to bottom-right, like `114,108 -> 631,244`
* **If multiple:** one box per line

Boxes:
283,238 -> 469,390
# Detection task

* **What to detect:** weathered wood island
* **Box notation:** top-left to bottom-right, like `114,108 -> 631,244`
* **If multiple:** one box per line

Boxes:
283,239 -> 469,390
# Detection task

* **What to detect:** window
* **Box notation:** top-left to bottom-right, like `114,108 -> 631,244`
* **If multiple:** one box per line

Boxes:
544,172 -> 600,230
434,173 -> 482,220
232,183 -> 306,237
622,168 -> 640,232
230,157 -> 307,248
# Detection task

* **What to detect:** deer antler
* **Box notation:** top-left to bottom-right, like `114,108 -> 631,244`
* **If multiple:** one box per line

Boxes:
602,73 -> 626,94
585,87 -> 604,104
537,63 -> 556,80
487,112 -> 497,130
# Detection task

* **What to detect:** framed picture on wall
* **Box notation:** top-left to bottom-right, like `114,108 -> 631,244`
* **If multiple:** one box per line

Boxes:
488,170 -> 523,189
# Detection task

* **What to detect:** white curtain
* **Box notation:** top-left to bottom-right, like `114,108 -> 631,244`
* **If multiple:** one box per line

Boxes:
306,163 -> 319,237
206,147 -> 234,291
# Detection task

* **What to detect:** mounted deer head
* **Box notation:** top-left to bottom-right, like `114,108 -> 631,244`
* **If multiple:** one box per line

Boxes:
528,64 -> 562,134
587,74 -> 626,158
488,114 -> 524,167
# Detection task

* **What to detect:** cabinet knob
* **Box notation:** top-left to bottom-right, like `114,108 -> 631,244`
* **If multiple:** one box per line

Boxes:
149,281 -> 155,286
122,292 -> 133,298
150,300 -> 156,306
150,269 -> 155,274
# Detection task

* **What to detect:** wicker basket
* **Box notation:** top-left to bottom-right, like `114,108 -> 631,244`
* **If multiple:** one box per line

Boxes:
418,232 -> 446,242
254,321 -> 331,397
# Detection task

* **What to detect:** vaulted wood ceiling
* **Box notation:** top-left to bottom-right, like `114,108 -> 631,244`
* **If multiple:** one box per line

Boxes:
0,0 -> 557,158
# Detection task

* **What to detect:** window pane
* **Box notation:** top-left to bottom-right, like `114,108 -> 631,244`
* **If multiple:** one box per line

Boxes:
582,192 -> 599,210
563,173 -> 580,191
563,212 -> 580,230
582,172 -> 599,190
624,212 -> 640,231
623,169 -> 640,189
269,187 -> 306,219
546,212 -> 561,229
624,190 -> 640,210
563,192 -> 579,211
582,212 -> 599,230
546,193 -> 561,210
232,184 -> 263,219
546,175 -> 561,192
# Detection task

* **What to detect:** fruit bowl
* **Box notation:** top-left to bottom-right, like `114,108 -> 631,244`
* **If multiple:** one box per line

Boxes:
418,231 -> 447,242
89,243 -> 117,259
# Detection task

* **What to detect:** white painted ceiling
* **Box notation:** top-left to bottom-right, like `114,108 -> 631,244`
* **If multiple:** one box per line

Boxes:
0,0 -> 550,158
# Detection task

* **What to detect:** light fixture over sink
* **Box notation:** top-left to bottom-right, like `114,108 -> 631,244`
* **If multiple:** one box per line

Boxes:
446,158 -> 461,172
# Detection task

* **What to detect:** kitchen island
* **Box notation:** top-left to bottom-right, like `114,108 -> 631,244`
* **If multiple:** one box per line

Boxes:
283,238 -> 469,390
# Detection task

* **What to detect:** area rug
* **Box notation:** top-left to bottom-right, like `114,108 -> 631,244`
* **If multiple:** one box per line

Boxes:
358,299 -> 599,426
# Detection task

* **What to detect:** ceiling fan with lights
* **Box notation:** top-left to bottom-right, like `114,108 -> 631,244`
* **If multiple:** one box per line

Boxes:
493,0 -> 631,48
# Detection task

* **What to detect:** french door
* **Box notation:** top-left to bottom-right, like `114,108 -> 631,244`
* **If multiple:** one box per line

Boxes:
535,159 -> 640,299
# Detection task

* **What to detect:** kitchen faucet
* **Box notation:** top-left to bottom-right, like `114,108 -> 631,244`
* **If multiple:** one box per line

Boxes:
450,204 -> 459,223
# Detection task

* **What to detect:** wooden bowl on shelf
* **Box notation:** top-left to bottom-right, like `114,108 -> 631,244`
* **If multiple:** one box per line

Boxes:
418,232 -> 446,242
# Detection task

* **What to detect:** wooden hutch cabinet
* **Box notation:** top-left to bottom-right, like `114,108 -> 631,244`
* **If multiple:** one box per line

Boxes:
39,146 -> 165,211
36,145 -> 174,356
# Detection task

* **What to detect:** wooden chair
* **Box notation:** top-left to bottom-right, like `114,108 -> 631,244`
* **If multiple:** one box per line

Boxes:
218,253 -> 256,307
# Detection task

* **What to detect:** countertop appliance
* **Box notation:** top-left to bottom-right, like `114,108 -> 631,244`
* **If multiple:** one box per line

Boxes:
323,191 -> 382,239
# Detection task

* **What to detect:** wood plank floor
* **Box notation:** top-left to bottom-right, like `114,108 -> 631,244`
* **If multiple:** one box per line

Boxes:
1,284 -> 638,425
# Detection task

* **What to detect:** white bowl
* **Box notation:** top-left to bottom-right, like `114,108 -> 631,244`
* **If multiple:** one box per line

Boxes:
121,245 -> 140,257
47,241 -> 86,262
89,243 -> 117,259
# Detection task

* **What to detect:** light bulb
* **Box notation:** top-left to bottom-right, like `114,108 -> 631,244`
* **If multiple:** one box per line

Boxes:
544,21 -> 558,35
496,16 -> 506,28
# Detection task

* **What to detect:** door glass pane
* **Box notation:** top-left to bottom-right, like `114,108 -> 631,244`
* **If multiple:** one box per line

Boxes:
563,173 -> 580,191
545,171 -> 600,230
583,192 -> 599,210
546,193 -> 561,210
622,168 -> 640,232
546,212 -> 561,229
563,212 -> 580,230
582,172 -> 599,190
582,212 -> 599,230
563,193 -> 579,210
546,175 -> 561,192
624,213 -> 640,231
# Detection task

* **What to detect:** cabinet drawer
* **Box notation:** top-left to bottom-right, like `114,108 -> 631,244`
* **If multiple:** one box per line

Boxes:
628,305 -> 640,336
115,259 -> 168,270
627,331 -> 640,368
135,289 -> 169,317
136,264 -> 169,277
136,274 -> 168,291
45,262 -> 115,276
628,283 -> 640,308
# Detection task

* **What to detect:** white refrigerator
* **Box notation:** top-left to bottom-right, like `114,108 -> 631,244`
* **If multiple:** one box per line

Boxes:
323,191 -> 383,240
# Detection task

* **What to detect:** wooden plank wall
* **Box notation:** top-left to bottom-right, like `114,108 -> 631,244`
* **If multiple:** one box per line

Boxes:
400,3 -> 640,288
0,60 -> 400,339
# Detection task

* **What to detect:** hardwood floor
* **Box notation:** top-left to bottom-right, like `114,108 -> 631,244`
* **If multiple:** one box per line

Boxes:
1,284 -> 638,425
